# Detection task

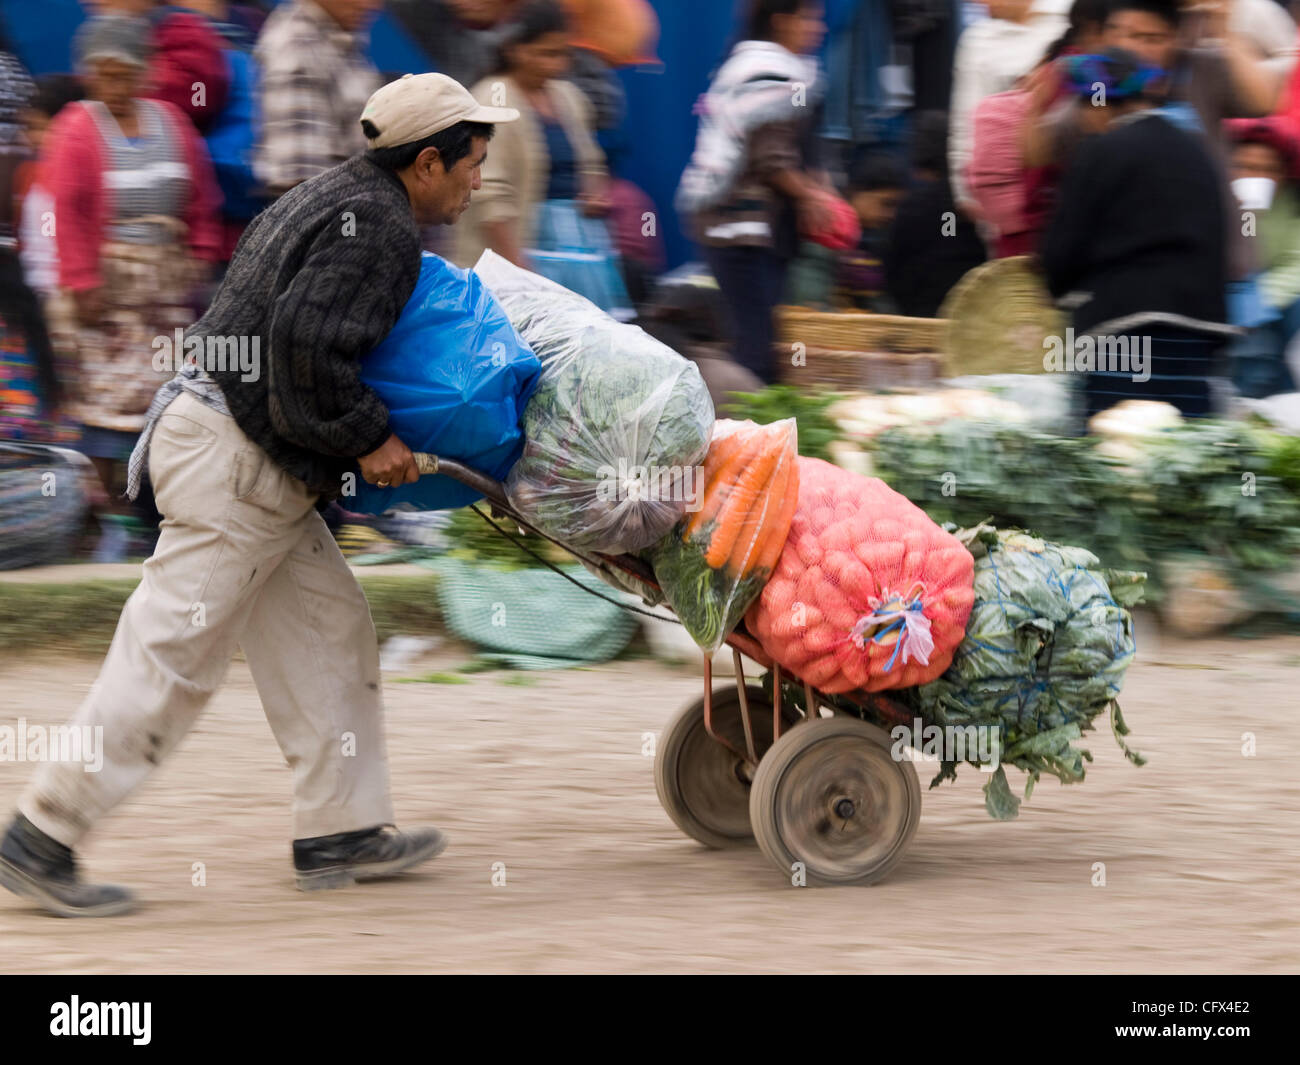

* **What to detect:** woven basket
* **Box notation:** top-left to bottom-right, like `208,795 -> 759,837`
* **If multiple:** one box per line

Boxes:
0,442 -> 91,570
776,306 -> 950,354
775,345 -> 945,390
938,256 -> 1065,376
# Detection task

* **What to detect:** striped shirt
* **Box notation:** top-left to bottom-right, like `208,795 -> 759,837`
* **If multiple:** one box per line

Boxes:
253,0 -> 380,197
0,51 -> 34,242
0,50 -> 33,149
82,100 -> 188,245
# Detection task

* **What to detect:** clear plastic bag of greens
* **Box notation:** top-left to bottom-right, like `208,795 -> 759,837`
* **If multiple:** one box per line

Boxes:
475,251 -> 714,555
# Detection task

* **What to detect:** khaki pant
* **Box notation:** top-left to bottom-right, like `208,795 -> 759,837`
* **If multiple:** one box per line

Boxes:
20,391 -> 395,847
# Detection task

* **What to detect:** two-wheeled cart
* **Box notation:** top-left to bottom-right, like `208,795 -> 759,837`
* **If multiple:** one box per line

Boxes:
416,452 -> 922,887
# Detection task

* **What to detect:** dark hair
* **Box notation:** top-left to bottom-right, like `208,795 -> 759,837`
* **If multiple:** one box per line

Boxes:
32,74 -> 84,119
911,111 -> 949,176
1070,0 -> 1110,34
748,0 -> 814,41
1103,0 -> 1181,29
364,119 -> 495,172
1045,0 -> 1110,60
848,148 -> 907,194
497,0 -> 569,73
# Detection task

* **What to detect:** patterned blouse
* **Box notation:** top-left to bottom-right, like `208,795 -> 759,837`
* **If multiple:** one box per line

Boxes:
0,50 -> 33,150
0,51 -> 34,241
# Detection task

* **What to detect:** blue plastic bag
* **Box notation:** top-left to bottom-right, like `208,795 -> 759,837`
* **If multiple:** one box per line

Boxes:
351,253 -> 542,515
203,48 -> 267,222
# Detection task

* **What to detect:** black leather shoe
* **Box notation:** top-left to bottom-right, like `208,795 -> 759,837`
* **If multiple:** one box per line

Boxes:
0,813 -> 136,917
292,823 -> 448,891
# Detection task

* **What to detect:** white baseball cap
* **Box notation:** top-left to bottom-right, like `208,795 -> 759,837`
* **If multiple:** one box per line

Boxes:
360,73 -> 520,149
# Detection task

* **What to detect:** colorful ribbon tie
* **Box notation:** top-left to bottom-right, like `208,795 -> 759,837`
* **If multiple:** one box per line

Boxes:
848,583 -> 934,671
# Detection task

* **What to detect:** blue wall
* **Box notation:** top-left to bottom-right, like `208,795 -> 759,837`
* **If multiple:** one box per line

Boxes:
614,2 -> 741,269
1,0 -> 752,267
2,0 -> 84,72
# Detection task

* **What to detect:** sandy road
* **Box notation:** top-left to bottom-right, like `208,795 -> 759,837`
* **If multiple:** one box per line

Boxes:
0,621 -> 1297,974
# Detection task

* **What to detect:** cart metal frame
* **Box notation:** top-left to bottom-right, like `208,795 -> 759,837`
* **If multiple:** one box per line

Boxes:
416,455 -> 925,889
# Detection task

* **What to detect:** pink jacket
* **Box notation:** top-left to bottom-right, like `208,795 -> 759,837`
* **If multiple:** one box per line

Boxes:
965,88 -> 1031,242
44,99 -> 223,292
1275,30 -> 1300,143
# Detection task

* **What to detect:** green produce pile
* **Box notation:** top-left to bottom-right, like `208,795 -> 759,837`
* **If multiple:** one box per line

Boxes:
723,386 -> 840,462
1261,430 -> 1300,498
870,418 -> 1300,600
1131,421 -> 1300,571
441,506 -> 571,571
871,418 -> 1142,568
895,526 -> 1148,820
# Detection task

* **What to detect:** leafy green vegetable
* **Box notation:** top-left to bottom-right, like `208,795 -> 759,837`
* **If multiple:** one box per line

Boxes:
648,526 -> 766,651
441,506 -> 571,571
870,420 -> 1145,570
1260,429 -> 1300,498
1129,421 -> 1300,575
893,526 -> 1147,819
723,385 -> 840,462
982,767 -> 1021,821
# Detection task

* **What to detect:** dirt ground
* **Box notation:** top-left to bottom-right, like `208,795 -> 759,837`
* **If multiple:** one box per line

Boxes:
1,620 -> 1297,974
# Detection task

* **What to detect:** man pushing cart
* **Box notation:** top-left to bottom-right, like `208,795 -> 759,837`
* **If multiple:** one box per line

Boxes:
0,74 -> 520,917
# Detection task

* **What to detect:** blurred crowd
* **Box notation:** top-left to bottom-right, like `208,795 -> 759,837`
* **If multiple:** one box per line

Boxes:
682,0 -> 1300,414
0,0 -> 658,560
1,0 -> 1299,563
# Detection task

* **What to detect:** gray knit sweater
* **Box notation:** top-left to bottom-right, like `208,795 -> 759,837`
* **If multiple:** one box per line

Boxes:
198,155 -> 422,496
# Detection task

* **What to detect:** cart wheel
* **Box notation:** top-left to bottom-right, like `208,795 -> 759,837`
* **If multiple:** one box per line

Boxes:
655,685 -> 801,849
749,716 -> 920,886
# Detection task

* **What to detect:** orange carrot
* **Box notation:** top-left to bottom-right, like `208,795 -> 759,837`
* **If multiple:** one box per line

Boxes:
686,429 -> 765,538
682,429 -> 753,536
701,428 -> 748,478
732,455 -> 789,578
753,451 -> 800,572
733,425 -> 801,575
686,456 -> 744,538
705,437 -> 782,569
752,464 -> 792,571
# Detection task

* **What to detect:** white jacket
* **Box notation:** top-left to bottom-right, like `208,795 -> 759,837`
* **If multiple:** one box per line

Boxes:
948,6 -> 1066,206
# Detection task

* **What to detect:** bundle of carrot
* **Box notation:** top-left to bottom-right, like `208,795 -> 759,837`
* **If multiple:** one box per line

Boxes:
648,418 -> 799,650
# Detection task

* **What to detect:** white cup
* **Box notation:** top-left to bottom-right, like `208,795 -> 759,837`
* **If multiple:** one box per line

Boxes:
1233,176 -> 1277,211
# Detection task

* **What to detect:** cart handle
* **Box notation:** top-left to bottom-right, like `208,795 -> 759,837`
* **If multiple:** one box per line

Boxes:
409,452 -> 508,506
408,450 -> 663,602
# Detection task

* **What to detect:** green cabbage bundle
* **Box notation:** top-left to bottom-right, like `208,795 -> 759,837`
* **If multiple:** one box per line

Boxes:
900,526 -> 1147,819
